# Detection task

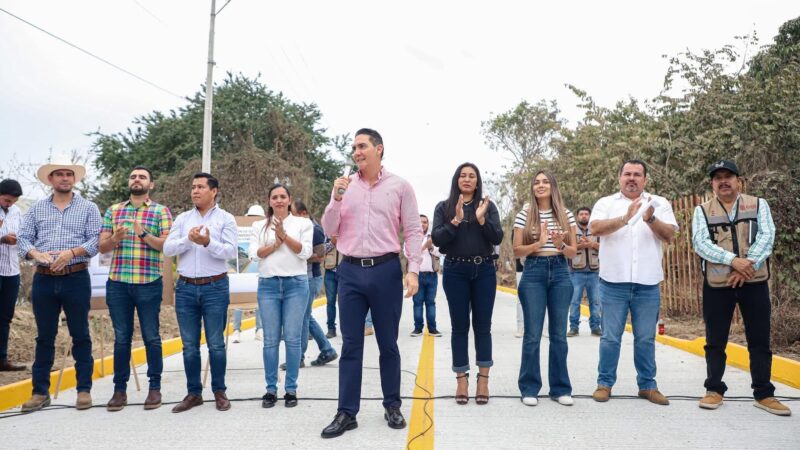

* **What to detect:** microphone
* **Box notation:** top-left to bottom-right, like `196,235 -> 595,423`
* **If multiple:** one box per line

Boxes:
337,166 -> 352,196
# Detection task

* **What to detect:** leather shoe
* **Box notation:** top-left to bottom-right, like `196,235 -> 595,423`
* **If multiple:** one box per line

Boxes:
638,389 -> 670,405
214,391 -> 231,411
144,390 -> 162,410
21,394 -> 51,413
106,391 -> 127,412
284,392 -> 298,408
321,411 -> 358,439
310,350 -> 338,366
0,359 -> 25,371
262,392 -> 277,408
171,394 -> 203,413
384,406 -> 406,429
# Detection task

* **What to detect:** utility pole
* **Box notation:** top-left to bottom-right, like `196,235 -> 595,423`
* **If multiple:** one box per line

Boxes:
201,0 -> 224,173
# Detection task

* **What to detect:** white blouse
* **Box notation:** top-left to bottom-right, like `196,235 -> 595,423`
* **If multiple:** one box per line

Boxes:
248,214 -> 313,278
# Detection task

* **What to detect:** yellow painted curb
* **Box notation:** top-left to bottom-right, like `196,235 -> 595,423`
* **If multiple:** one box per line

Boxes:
406,330 -> 435,449
0,296 -> 325,411
497,286 -> 800,389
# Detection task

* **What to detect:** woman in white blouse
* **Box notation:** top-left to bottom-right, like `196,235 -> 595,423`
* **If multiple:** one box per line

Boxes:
513,170 -> 578,407
248,184 -> 313,409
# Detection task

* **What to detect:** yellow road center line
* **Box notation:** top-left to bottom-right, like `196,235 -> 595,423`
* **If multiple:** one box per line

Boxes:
406,330 -> 435,449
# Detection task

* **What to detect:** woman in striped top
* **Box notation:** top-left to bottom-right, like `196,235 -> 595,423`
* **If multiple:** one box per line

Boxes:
513,170 -> 577,407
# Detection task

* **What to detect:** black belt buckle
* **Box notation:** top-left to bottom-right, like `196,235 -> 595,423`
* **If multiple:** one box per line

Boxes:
473,256 -> 483,265
360,258 -> 375,268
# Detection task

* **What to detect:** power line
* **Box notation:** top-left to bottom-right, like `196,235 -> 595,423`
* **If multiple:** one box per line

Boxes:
0,6 -> 183,99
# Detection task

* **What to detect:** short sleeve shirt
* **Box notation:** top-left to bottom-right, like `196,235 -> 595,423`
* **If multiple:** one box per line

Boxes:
514,205 -> 576,251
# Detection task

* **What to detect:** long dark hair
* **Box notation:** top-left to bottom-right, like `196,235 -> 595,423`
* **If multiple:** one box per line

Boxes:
444,162 -> 482,220
263,183 -> 292,239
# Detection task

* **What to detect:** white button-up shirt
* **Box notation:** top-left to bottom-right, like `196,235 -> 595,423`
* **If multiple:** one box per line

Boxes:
164,204 -> 238,278
0,205 -> 21,276
590,191 -> 678,285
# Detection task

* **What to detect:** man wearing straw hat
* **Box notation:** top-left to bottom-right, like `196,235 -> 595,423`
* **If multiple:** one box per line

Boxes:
17,155 -> 102,413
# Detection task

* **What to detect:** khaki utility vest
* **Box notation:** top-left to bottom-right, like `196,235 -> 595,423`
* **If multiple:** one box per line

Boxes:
323,247 -> 343,270
570,227 -> 599,271
699,194 -> 769,288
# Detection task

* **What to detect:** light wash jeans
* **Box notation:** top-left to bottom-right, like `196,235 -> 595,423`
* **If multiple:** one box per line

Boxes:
232,308 -> 262,331
568,270 -> 602,331
302,275 -> 334,359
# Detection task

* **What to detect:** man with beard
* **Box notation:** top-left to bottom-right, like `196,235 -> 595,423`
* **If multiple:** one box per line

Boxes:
18,155 -> 102,413
567,206 -> 602,337
589,159 -> 677,406
164,172 -> 237,413
98,166 -> 173,411
692,160 -> 790,416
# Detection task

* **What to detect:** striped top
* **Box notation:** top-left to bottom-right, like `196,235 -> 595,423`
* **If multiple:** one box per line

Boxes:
0,204 -> 21,276
101,199 -> 173,284
514,205 -> 575,251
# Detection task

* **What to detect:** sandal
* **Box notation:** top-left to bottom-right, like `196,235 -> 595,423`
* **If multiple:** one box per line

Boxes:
455,373 -> 469,405
476,373 -> 490,405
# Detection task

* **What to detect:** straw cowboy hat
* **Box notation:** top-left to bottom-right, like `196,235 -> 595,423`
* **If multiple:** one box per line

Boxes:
37,154 -> 86,186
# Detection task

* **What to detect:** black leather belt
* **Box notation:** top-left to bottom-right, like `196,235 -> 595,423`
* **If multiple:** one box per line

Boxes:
445,255 -> 497,265
342,252 -> 398,268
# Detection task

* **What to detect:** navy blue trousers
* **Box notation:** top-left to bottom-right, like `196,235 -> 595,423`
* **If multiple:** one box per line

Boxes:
336,257 -> 403,416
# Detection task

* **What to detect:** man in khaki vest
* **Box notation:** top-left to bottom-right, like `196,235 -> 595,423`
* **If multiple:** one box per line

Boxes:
567,206 -> 602,337
691,160 -> 790,416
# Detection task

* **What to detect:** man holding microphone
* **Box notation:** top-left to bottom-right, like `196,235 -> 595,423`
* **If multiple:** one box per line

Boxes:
320,128 -> 423,438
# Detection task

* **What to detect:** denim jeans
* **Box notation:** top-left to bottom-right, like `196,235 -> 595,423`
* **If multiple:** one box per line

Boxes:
568,270 -> 602,331
31,270 -> 93,394
597,279 -> 660,390
412,272 -> 438,331
175,277 -> 230,395
259,275 -> 308,394
442,259 -> 496,372
517,256 -> 573,398
324,270 -> 338,330
106,278 -> 163,392
232,308 -> 262,331
365,310 -> 373,328
302,275 -> 334,359
0,275 -> 20,361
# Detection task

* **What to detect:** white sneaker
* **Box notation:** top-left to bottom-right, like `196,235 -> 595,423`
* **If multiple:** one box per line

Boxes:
556,395 -> 574,406
232,330 -> 241,343
255,329 -> 263,341
521,397 -> 538,406
515,330 -> 524,338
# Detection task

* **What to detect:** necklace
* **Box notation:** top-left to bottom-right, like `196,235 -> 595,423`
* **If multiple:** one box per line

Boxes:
463,200 -> 474,206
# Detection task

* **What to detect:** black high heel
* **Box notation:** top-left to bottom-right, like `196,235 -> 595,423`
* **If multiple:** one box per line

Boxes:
455,373 -> 469,405
476,373 -> 490,405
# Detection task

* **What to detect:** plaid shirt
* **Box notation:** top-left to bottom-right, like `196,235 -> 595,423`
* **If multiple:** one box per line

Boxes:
692,196 -> 775,270
102,199 -> 173,284
17,193 -> 102,264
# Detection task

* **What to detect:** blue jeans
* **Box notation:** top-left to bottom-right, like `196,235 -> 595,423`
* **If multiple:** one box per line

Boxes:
232,308 -> 262,331
302,275 -> 334,359
324,270 -> 338,330
365,310 -> 373,328
106,278 -> 163,392
517,256 -> 573,397
258,275 -> 308,394
568,271 -> 602,331
442,260 -> 496,372
0,274 -> 21,361
31,270 -> 93,394
175,277 -> 230,395
412,272 -> 438,331
597,280 -> 660,390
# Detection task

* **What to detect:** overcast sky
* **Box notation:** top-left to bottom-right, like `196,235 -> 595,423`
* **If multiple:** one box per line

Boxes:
1,1 -> 797,216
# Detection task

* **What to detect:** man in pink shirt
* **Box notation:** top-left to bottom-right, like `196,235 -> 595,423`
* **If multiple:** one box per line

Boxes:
320,128 -> 423,439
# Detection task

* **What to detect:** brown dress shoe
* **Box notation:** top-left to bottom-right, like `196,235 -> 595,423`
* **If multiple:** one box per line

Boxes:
638,389 -> 670,405
144,390 -> 162,410
171,394 -> 203,413
106,391 -> 127,412
214,391 -> 231,411
592,386 -> 611,402
21,394 -> 51,413
0,359 -> 26,371
76,391 -> 93,410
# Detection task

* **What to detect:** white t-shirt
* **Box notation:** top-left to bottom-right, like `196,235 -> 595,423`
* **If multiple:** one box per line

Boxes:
248,214 -> 313,278
514,205 -> 576,251
589,191 -> 678,285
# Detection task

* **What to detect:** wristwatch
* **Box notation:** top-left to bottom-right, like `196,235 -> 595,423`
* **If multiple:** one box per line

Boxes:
138,230 -> 149,239
559,242 -> 567,250
645,215 -> 657,224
